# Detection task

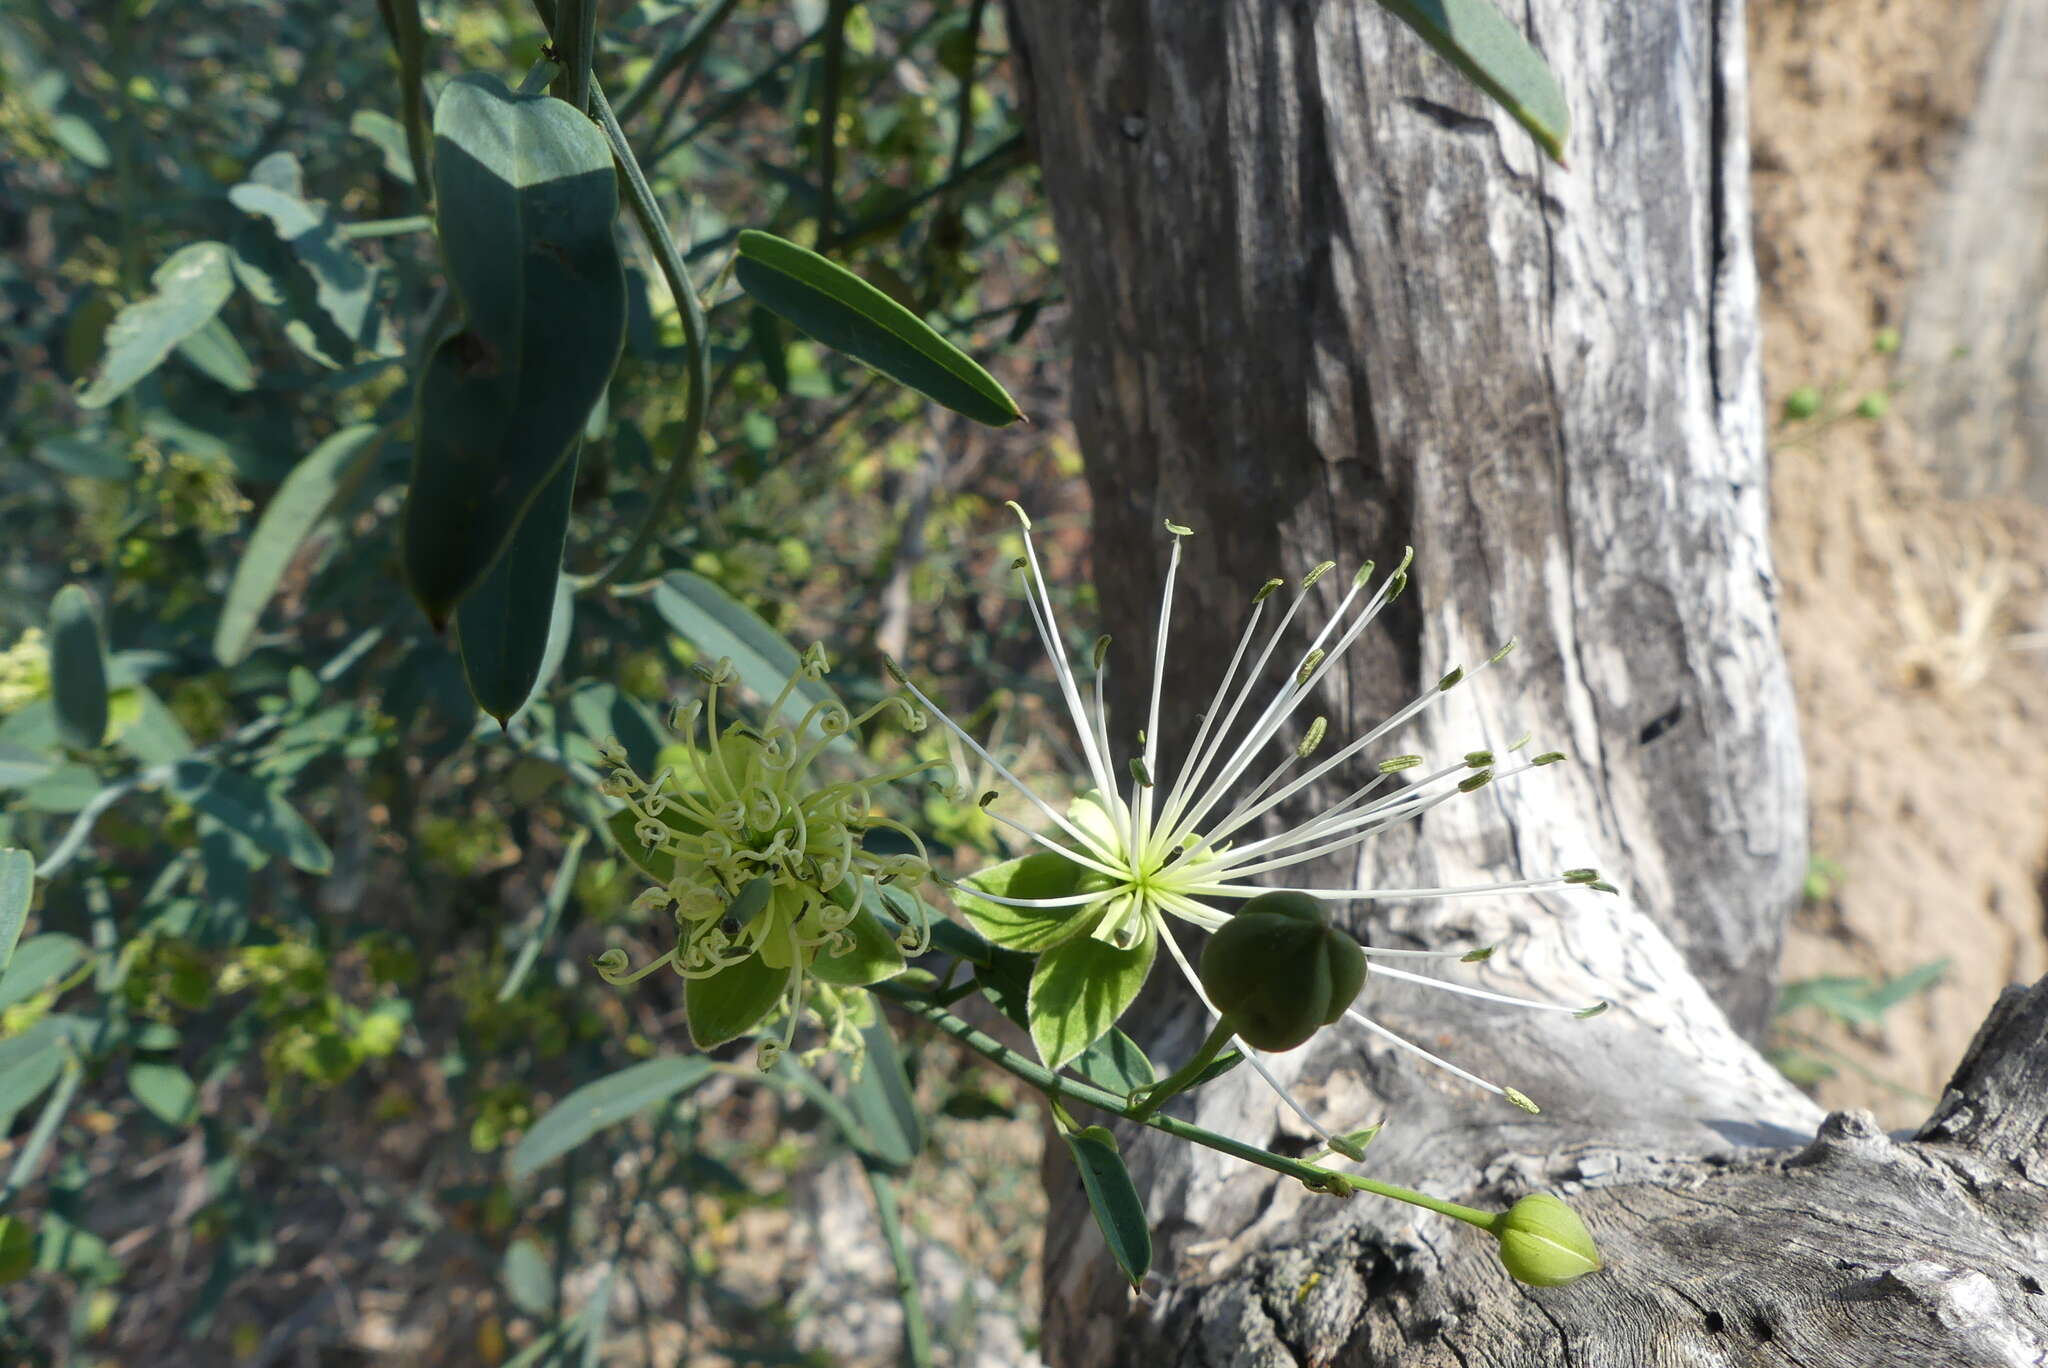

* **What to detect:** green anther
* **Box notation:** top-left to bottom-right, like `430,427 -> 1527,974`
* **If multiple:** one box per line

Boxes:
1302,560 -> 1336,590
1457,769 -> 1494,793
1093,634 -> 1112,669
1438,665 -> 1465,690
726,874 -> 774,930
1388,570 -> 1409,602
978,790 -> 999,809
881,654 -> 908,684
1129,757 -> 1153,788
1465,750 -> 1495,768
1589,881 -> 1619,895
1295,649 -> 1325,686
1296,716 -> 1328,759
1562,868 -> 1598,883
1006,500 -> 1032,531
1575,1002 -> 1611,1020
1504,1087 -> 1540,1115
1165,519 -> 1193,536
1461,946 -> 1496,963
1378,754 -> 1424,774
1491,637 -> 1518,663
1011,556 -> 1027,571
1352,559 -> 1376,587
1508,732 -> 1533,751
593,948 -> 629,975
1254,577 -> 1285,604
1393,546 -> 1415,575
1532,751 -> 1566,766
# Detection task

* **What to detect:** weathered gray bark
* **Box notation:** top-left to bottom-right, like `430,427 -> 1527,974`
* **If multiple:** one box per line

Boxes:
1005,2 -> 2045,1364
1902,0 -> 2048,503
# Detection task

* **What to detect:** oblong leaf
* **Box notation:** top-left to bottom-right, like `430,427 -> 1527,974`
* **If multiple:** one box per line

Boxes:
735,229 -> 1021,426
1063,1125 -> 1152,1287
0,849 -> 32,975
810,905 -> 906,988
175,316 -> 257,391
0,934 -> 86,1012
127,1061 -> 199,1127
167,759 -> 331,874
1071,1028 -> 1156,1094
403,73 -> 625,626
78,241 -> 236,408
1378,0 -> 1569,163
1028,924 -> 1155,1069
510,1056 -> 713,1178
650,570 -> 835,723
458,446 -> 578,725
845,1016 -> 922,1170
48,585 -> 108,751
214,424 -> 382,665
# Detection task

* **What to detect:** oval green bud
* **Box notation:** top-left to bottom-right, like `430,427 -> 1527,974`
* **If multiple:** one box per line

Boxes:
1782,386 -> 1822,421
1198,891 -> 1368,1052
1491,1193 -> 1602,1287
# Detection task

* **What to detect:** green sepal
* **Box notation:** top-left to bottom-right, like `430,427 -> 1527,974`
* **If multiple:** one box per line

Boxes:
685,952 -> 789,1049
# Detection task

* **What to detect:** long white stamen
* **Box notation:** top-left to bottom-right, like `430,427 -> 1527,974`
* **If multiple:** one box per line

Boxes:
973,805 -> 1129,880
1343,1007 -> 1512,1101
1370,963 -> 1591,1014
951,887 -> 1123,910
893,672 -> 1118,864
1150,590 -> 1271,848
1008,512 -> 1120,805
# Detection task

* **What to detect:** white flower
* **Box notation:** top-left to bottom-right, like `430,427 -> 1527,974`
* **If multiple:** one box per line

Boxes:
893,505 -> 1607,1144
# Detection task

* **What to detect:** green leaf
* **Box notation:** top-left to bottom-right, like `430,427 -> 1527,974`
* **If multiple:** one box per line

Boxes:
1062,1125 -> 1151,1287
0,934 -> 86,1012
116,685 -> 194,766
845,1016 -> 922,1171
0,1021 -> 67,1132
500,1238 -> 553,1316
0,746 -> 55,791
735,229 -> 1022,426
811,904 -> 907,988
351,109 -> 417,185
1375,0 -> 1570,163
0,1216 -> 33,1285
952,852 -> 1101,952
1070,1029 -> 1156,1095
127,1061 -> 199,1127
77,241 -> 236,408
174,315 -> 257,392
227,220 -> 356,370
167,760 -> 331,874
1028,926 -> 1156,1070
0,849 -> 33,976
685,953 -> 788,1049
605,804 -> 705,884
214,424 -> 382,666
228,153 -> 394,356
458,447 -> 578,726
48,585 -> 109,751
649,570 -> 835,724
510,1056 -> 713,1178
403,72 -> 626,626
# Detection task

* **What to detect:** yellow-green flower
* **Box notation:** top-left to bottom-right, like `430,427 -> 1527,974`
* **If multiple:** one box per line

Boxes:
898,507 -> 1608,1146
598,645 -> 937,1067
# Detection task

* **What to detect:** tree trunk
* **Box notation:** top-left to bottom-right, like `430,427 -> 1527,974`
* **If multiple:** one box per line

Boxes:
1006,2 -> 2048,1363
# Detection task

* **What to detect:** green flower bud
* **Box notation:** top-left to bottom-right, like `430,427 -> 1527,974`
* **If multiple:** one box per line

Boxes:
1491,1193 -> 1602,1287
1855,391 -> 1889,421
1199,891 -> 1367,1052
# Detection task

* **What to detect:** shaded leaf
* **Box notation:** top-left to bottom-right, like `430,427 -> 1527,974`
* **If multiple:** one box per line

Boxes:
403,73 -> 625,625
845,1016 -> 922,1170
214,424 -> 383,665
500,1238 -> 553,1316
511,1056 -> 713,1178
458,446 -> 578,725
810,903 -> 906,988
735,229 -> 1021,426
167,760 -> 331,874
48,585 -> 109,751
351,109 -> 417,185
1071,1029 -> 1156,1095
228,153 -> 392,356
0,934 -> 86,1012
1062,1125 -> 1151,1287
174,315 -> 256,391
78,242 -> 236,408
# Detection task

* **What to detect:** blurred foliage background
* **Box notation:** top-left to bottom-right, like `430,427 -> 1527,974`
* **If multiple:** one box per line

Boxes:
0,0 -> 1086,1360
